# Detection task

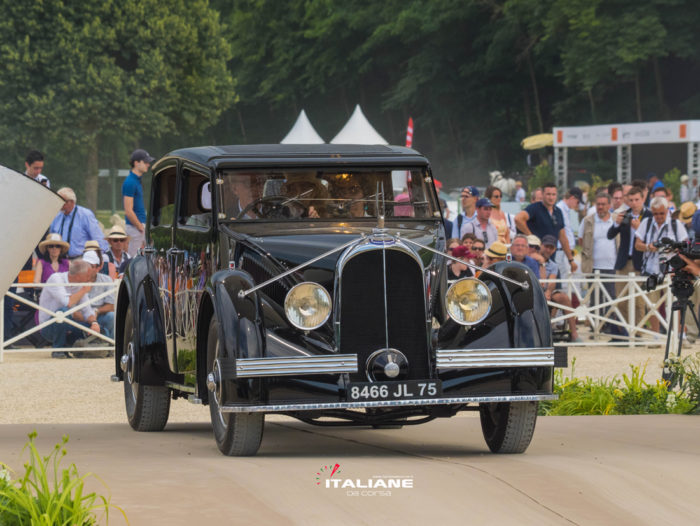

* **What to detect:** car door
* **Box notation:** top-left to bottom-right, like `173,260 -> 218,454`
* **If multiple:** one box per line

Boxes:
171,165 -> 214,381
148,162 -> 178,372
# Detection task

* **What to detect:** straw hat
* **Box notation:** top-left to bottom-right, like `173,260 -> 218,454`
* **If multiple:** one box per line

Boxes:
105,224 -> 130,240
38,233 -> 69,255
484,241 -> 507,259
526,234 -> 541,247
83,240 -> 101,252
679,201 -> 697,224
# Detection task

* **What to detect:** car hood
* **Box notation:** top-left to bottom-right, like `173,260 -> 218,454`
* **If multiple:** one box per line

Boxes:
226,223 -> 441,272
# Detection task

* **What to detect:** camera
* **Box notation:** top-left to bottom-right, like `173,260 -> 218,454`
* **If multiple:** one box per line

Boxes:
618,208 -> 632,227
644,236 -> 700,296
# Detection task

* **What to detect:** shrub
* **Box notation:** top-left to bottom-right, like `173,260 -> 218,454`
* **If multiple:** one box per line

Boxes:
665,352 -> 700,413
539,359 -> 695,416
0,432 -> 127,525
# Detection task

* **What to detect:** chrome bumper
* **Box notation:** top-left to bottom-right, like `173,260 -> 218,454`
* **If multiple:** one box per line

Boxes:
220,393 -> 557,413
436,347 -> 555,370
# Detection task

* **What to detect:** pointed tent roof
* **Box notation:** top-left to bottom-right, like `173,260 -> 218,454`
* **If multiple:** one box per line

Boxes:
280,109 -> 325,144
330,105 -> 388,145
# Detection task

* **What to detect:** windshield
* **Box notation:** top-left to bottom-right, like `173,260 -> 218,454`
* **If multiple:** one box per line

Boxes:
217,168 -> 438,221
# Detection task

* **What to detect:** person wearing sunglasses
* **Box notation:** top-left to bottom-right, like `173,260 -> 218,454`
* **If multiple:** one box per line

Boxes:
471,239 -> 485,266
104,225 -> 132,276
485,185 -> 513,244
34,233 -> 70,284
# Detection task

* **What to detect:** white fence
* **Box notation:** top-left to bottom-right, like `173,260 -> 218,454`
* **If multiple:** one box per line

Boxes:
0,273 -> 684,362
0,280 -> 119,362
544,271 -> 676,348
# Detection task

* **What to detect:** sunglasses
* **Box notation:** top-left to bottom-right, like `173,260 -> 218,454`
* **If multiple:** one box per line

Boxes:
529,245 -> 540,250
491,194 -> 502,199
46,244 -> 62,249
109,238 -> 127,242
472,246 -> 485,252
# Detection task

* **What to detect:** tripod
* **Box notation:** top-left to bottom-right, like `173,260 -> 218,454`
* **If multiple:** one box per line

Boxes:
661,276 -> 700,382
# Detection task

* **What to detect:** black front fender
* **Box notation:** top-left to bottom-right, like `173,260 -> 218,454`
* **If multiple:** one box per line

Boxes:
437,261 -> 552,349
207,269 -> 265,405
115,256 -> 170,386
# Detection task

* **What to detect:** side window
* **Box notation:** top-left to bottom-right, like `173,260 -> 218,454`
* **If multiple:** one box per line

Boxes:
179,169 -> 211,228
151,168 -> 177,227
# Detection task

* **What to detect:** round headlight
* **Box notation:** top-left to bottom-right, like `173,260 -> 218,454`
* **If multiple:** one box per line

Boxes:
284,282 -> 332,330
445,278 -> 492,325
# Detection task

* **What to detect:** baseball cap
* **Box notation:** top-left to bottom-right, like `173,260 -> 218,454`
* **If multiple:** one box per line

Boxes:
461,186 -> 480,198
651,180 -> 665,192
82,251 -> 101,265
541,235 -> 557,247
130,148 -> 155,164
451,245 -> 470,259
476,198 -> 494,208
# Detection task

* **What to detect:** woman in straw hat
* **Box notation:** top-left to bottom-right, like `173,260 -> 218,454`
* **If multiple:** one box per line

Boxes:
34,233 -> 70,284
483,241 -> 508,267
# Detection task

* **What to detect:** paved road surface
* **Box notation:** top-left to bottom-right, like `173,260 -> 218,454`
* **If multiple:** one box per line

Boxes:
0,415 -> 698,525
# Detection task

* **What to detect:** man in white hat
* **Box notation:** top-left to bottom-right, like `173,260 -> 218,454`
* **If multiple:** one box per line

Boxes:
104,225 -> 132,275
69,250 -> 115,356
38,259 -> 99,358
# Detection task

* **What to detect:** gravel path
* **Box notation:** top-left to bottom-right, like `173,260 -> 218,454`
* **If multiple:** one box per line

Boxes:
0,336 -> 694,424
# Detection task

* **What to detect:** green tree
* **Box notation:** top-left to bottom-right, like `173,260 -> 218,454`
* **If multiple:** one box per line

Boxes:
0,0 -> 234,209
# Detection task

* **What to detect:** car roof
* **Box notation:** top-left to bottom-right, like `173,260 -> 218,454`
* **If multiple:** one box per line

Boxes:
154,144 -> 429,171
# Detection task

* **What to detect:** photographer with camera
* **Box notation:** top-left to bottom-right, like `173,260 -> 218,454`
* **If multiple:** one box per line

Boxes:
634,196 -> 688,334
607,186 -> 652,333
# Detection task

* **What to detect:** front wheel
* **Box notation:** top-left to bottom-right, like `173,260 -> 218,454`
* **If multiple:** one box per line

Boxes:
122,305 -> 170,431
207,316 -> 264,456
479,401 -> 538,454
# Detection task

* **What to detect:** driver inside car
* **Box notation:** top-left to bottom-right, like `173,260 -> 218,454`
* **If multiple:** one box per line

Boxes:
227,173 -> 265,219
280,173 -> 328,218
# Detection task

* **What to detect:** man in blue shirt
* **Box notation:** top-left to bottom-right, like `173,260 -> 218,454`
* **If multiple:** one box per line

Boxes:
510,234 -> 541,276
122,148 -> 155,256
514,182 -> 577,272
49,187 -> 109,258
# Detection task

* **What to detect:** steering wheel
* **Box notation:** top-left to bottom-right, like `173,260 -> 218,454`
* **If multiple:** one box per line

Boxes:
235,195 -> 308,220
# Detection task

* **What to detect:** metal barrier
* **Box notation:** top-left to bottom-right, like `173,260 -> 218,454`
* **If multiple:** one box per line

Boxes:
0,280 -> 119,362
543,271 -> 676,348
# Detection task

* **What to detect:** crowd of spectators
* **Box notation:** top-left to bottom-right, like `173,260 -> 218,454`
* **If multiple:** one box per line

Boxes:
445,174 -> 700,344
3,148 -> 153,357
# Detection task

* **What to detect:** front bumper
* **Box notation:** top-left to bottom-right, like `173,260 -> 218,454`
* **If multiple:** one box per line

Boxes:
220,393 -> 557,413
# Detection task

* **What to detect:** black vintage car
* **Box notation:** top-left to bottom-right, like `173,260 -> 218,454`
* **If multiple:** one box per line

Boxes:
113,144 -> 561,456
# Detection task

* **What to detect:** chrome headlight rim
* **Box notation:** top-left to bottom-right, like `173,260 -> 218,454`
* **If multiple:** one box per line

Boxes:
284,281 -> 332,331
445,277 -> 492,326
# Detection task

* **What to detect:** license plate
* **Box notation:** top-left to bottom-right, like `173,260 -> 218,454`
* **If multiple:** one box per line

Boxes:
347,380 -> 442,401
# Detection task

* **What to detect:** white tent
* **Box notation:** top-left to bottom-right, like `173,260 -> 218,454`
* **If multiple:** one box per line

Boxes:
330,105 -> 388,145
280,109 -> 325,144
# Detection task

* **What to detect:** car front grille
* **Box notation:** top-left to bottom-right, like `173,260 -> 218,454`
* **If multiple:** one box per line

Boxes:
339,248 -> 429,381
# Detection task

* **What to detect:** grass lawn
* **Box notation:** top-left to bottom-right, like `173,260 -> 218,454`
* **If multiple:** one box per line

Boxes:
95,210 -> 125,228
